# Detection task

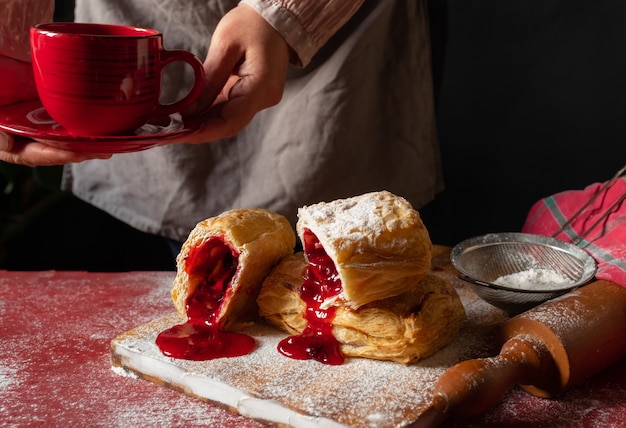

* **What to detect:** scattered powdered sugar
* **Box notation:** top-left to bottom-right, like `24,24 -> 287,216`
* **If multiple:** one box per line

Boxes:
296,191 -> 420,254
111,271 -> 507,428
445,370 -> 626,428
111,364 -> 140,379
0,364 -> 19,390
493,269 -> 574,290
1,271 -> 265,428
6,268 -> 623,427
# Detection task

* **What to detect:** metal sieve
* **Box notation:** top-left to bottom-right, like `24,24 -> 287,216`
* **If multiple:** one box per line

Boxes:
451,232 -> 597,314
451,164 -> 626,314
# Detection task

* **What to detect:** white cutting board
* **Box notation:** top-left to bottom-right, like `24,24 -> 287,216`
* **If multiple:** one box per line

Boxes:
111,264 -> 508,428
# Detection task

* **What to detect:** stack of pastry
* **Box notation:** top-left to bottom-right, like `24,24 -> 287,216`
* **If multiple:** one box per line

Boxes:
257,191 -> 465,364
168,191 -> 464,364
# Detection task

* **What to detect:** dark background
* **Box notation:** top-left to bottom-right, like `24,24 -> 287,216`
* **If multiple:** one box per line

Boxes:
420,0 -> 626,245
2,0 -> 626,270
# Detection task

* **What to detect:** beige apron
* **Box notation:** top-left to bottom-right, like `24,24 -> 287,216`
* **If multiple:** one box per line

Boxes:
65,0 -> 443,241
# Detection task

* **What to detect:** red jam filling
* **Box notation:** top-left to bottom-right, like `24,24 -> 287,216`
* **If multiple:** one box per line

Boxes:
156,237 -> 256,361
277,229 -> 345,365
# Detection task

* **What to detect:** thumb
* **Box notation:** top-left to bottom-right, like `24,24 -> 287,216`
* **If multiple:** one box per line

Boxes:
183,45 -> 243,116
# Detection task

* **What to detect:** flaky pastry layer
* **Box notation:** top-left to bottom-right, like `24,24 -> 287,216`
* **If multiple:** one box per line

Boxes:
258,253 -> 466,364
172,208 -> 296,329
296,191 -> 432,308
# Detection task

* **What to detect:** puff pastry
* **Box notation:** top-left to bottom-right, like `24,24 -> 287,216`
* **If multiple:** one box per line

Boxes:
258,253 -> 466,364
171,208 -> 296,329
296,190 -> 432,309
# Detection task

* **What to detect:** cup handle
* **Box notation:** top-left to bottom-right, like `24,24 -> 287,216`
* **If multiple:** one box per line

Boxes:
155,49 -> 205,117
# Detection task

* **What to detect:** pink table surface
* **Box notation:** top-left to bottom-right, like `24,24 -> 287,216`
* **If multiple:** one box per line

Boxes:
2,270 -> 626,427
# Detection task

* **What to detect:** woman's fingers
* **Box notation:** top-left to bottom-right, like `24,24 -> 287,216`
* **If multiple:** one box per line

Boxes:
0,132 -> 112,166
179,4 -> 290,143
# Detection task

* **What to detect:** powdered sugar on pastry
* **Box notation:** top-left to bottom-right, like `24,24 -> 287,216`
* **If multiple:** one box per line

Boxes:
296,191 -> 432,309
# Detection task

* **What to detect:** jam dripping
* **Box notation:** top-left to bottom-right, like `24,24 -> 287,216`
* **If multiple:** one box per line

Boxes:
156,237 -> 255,361
278,229 -> 345,365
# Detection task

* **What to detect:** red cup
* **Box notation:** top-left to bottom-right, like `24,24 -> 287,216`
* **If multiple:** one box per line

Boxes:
30,22 -> 205,136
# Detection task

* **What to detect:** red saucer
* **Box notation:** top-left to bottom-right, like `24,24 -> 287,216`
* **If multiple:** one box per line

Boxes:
0,100 -> 206,154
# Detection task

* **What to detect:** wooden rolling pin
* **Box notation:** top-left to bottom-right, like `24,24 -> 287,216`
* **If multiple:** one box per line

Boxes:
431,280 -> 626,418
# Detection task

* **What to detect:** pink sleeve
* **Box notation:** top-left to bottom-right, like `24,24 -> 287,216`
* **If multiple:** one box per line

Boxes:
239,0 -> 364,67
1,0 -> 55,61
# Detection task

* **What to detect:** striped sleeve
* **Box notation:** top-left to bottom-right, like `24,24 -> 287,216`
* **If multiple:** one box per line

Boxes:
239,0 -> 364,67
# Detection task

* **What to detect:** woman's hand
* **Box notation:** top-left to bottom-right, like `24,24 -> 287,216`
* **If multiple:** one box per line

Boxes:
0,134 -> 112,167
0,3 -> 291,166
179,3 -> 291,143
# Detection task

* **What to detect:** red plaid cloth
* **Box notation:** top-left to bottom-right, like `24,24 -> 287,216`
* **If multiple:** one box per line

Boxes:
522,177 -> 626,287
